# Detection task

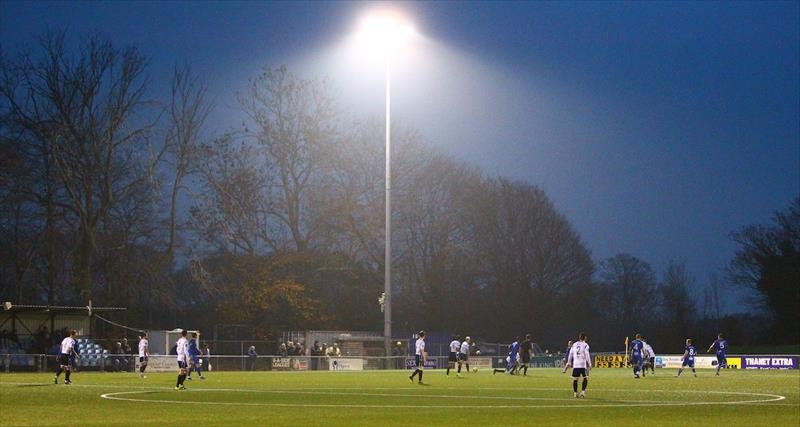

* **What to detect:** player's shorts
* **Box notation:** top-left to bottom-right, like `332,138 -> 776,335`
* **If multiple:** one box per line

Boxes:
682,358 -> 695,368
139,356 -> 148,364
57,354 -> 70,366
414,354 -> 424,369
571,368 -> 588,378
449,352 -> 457,363
631,356 -> 642,366
458,353 -> 468,362
716,355 -> 727,367
177,360 -> 188,369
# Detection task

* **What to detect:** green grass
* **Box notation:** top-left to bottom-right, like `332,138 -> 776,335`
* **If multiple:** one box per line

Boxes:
1,368 -> 798,426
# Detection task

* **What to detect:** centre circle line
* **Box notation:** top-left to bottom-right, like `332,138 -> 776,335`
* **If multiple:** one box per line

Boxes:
99,388 -> 786,409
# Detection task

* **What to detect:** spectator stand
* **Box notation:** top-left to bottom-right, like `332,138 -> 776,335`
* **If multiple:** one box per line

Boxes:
0,301 -> 127,372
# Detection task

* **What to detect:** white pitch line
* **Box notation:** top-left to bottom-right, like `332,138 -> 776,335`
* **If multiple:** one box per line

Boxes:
97,388 -> 786,409
0,381 -> 789,409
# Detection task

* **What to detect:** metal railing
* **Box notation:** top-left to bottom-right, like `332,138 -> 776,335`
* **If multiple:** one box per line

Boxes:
0,353 -> 569,373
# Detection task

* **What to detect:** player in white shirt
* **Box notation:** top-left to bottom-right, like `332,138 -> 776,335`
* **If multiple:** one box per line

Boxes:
138,332 -> 150,378
53,330 -> 79,385
408,331 -> 426,384
565,332 -> 591,398
446,335 -> 461,376
642,339 -> 655,376
175,330 -> 190,390
457,336 -> 472,375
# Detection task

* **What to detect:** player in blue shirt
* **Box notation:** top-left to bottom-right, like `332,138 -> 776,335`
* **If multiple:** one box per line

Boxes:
707,333 -> 728,376
187,332 -> 205,380
493,336 -> 520,375
676,338 -> 697,377
629,333 -> 645,378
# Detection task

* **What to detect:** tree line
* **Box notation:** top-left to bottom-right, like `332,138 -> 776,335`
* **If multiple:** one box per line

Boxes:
1,32 -> 797,352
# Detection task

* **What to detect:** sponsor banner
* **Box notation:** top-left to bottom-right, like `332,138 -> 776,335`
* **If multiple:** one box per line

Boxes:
741,356 -> 798,370
656,355 -> 749,369
658,355 -> 718,369
594,355 -> 626,368
406,357 -> 437,369
271,357 -> 308,371
725,357 -> 741,369
135,355 -> 180,372
328,358 -> 363,371
655,355 -> 683,369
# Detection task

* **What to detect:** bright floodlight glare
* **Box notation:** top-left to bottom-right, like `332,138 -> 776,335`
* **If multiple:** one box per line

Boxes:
354,11 -> 416,60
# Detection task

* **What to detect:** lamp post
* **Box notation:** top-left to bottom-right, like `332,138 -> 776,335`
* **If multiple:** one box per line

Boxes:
384,58 -> 392,360
353,12 -> 416,358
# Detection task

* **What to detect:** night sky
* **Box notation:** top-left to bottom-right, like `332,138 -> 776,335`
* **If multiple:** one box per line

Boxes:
2,1 -> 798,312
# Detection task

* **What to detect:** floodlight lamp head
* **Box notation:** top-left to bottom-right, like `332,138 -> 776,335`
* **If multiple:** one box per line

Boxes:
355,10 -> 416,60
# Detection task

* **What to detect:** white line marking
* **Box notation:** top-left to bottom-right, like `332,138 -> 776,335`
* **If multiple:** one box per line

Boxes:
97,388 -> 786,409
0,381 -> 789,409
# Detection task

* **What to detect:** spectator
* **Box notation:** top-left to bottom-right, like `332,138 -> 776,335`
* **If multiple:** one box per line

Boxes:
202,344 -> 211,372
279,343 -> 288,357
121,338 -> 132,371
309,341 -> 319,370
113,342 -> 128,372
246,345 -> 258,371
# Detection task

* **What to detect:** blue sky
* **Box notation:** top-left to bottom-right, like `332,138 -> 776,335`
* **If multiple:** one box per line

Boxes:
2,1 -> 798,312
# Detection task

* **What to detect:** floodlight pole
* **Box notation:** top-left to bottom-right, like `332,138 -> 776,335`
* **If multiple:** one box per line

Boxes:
384,60 -> 392,358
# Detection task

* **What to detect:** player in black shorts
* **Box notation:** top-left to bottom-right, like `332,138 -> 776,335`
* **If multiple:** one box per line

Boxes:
446,335 -> 460,376
520,334 -> 533,376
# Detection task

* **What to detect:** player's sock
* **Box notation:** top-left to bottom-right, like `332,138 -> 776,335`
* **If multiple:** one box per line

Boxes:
466,364 -> 470,372
716,365 -> 721,375
582,378 -> 588,391
55,368 -> 62,378
572,379 -> 578,393
418,371 -> 423,383
64,369 -> 70,382
692,368 -> 696,376
676,368 -> 683,377
446,366 -> 450,375
523,366 -> 528,375
176,375 -> 181,387
457,363 -> 462,373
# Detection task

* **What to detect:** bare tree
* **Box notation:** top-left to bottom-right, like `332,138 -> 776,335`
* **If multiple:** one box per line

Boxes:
163,64 -> 213,262
0,32 -> 151,300
702,272 -> 723,321
471,178 -> 595,338
598,253 -> 658,332
728,197 -> 800,342
237,65 -> 337,252
191,134 -> 276,254
659,260 -> 698,341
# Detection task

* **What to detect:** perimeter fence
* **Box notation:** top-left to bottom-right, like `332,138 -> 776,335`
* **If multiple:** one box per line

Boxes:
0,354 -> 570,373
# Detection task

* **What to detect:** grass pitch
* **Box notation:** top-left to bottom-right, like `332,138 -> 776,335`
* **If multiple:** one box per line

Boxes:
1,368 -> 798,426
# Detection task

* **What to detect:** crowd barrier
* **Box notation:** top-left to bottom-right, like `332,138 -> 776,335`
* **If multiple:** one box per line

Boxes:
0,354 -> 564,373
592,354 -> 798,370
3,353 -> 795,373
